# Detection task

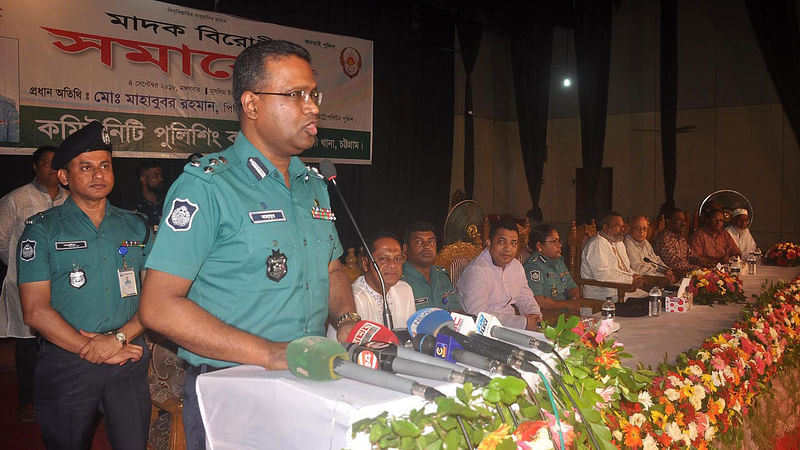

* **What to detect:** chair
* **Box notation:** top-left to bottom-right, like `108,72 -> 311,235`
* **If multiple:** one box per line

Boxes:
147,334 -> 187,450
435,240 -> 482,287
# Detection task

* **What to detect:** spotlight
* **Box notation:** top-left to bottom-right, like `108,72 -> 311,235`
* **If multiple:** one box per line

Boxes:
562,77 -> 572,87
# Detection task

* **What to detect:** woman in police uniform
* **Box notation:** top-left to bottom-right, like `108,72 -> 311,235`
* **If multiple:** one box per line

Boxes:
522,224 -> 582,315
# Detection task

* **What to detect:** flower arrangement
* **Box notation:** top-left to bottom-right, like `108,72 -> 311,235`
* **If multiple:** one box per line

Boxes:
687,268 -> 746,306
352,278 -> 800,449
765,242 -> 800,267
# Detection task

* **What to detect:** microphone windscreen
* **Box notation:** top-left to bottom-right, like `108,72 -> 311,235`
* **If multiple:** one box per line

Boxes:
287,336 -> 346,381
407,308 -> 454,337
346,320 -> 399,345
319,159 -> 337,180
450,312 -> 478,333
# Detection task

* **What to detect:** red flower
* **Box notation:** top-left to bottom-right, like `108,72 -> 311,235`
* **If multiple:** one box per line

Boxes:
787,249 -> 797,260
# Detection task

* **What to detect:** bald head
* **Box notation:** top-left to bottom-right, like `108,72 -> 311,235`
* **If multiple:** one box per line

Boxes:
628,215 -> 649,243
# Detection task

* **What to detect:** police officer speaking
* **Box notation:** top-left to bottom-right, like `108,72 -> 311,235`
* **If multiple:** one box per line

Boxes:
17,120 -> 152,449
139,40 -> 359,449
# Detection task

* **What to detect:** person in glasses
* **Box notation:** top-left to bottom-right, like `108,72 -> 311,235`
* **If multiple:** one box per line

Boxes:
347,232 -> 416,330
522,224 -> 582,314
139,40 -> 357,449
401,221 -> 461,312
624,215 -> 676,282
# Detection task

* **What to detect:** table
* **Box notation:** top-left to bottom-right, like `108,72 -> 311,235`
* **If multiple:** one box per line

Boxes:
614,265 -> 798,369
196,365 -> 458,450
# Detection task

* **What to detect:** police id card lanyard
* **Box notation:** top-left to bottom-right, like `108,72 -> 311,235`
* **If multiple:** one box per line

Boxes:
116,244 -> 139,298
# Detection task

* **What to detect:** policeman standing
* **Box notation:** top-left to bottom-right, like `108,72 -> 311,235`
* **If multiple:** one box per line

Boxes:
523,224 -> 582,315
401,222 -> 462,311
139,40 -> 358,449
17,121 -> 151,449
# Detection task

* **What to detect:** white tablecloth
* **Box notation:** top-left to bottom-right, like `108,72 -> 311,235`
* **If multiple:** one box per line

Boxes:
196,365 -> 458,450
614,265 -> 799,369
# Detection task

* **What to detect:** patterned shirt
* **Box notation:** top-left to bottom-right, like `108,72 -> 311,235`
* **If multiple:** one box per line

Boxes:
652,229 -> 701,274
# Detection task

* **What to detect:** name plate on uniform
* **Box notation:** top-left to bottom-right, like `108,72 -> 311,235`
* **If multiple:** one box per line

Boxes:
249,210 -> 286,223
55,241 -> 88,251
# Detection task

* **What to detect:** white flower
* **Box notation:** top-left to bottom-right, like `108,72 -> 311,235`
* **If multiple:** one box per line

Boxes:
666,422 -> 683,441
711,371 -> 725,387
733,401 -> 742,413
688,365 -> 703,377
697,350 -> 711,362
689,384 -> 706,410
668,375 -> 681,387
600,375 -> 610,384
770,328 -> 778,340
687,422 -> 698,440
612,430 -> 623,441
638,391 -> 654,410
642,434 -> 658,450
630,413 -> 646,428
665,388 -> 680,401
705,424 -> 717,441
723,366 -> 734,381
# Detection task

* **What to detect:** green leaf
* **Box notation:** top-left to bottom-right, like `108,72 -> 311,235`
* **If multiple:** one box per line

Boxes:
565,315 -> 580,329
496,376 -> 527,396
545,326 -> 557,341
483,388 -> 501,403
437,416 -> 458,431
497,437 -> 517,450
580,407 -> 601,422
379,436 -> 401,448
424,440 -> 443,450
562,373 -> 575,385
400,436 -> 415,449
456,386 -> 468,404
392,420 -> 421,437
443,429 -> 461,449
369,425 -> 386,443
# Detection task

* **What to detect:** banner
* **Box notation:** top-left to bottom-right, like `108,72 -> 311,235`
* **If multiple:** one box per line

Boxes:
0,0 -> 373,164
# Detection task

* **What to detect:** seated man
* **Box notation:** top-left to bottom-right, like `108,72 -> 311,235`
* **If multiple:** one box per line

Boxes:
458,218 -> 542,330
689,208 -> 741,266
345,232 -> 416,331
624,215 -> 676,283
401,222 -> 461,311
726,208 -> 757,257
523,224 -> 582,315
581,212 -> 649,302
652,208 -> 702,277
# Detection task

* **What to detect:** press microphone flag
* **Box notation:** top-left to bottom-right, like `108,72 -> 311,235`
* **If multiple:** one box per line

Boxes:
346,320 -> 400,345
287,336 -> 444,401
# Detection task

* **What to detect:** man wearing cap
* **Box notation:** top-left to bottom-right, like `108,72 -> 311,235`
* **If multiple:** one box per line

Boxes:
726,208 -> 757,257
139,40 -> 357,449
17,121 -> 151,449
0,145 -> 68,422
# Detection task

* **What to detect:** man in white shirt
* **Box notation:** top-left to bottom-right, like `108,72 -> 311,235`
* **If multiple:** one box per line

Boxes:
0,146 -> 68,422
350,232 -> 416,331
458,218 -> 542,330
624,215 -> 676,282
581,212 -> 648,302
726,208 -> 757,258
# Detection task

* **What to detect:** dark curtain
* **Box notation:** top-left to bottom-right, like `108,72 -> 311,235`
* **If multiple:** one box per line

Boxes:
457,20 -> 483,199
574,0 -> 614,224
215,0 -> 455,248
744,0 -> 800,149
659,0 -> 678,216
510,18 -> 553,219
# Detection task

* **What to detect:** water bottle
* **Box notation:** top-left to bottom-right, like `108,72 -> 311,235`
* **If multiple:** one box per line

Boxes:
601,297 -> 616,320
649,286 -> 662,317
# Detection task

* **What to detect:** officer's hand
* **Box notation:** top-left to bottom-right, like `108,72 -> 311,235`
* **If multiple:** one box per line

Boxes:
104,344 -> 144,366
78,330 -> 123,364
524,314 -> 543,331
336,322 -> 356,344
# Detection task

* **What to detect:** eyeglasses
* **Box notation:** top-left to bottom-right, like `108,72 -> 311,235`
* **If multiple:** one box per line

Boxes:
375,255 -> 404,266
544,239 -> 561,245
251,90 -> 323,106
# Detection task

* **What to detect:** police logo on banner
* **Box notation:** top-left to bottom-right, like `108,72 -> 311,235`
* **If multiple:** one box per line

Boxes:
266,249 -> 288,282
339,47 -> 362,79
20,240 -> 36,261
166,198 -> 199,232
530,270 -> 541,282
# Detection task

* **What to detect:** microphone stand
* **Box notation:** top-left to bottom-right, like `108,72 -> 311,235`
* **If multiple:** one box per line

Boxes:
324,168 -> 394,329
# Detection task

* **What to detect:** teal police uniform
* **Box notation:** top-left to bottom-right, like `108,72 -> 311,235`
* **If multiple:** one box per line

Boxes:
145,132 -> 342,369
17,197 -> 151,331
523,251 -> 577,300
401,262 -> 461,311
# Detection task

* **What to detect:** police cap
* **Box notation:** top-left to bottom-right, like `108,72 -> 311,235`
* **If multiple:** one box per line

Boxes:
52,121 -> 112,170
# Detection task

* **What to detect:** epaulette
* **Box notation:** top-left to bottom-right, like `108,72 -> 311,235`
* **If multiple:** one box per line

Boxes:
24,210 -> 54,225
184,153 -> 232,179
433,265 -> 447,273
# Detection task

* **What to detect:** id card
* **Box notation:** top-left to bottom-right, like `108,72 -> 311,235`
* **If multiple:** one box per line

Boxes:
118,268 -> 138,298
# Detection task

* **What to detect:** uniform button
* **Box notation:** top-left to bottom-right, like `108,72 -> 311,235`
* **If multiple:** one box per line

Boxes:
102,257 -> 107,262
303,240 -> 307,246
105,288 -> 110,294
305,283 -> 309,290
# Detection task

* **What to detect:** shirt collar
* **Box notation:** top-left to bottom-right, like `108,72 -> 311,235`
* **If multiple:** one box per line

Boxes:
233,132 -> 307,184
625,234 -> 646,248
32,179 -> 66,200
60,196 -> 119,219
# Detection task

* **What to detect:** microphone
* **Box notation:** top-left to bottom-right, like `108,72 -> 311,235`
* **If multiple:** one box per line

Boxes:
319,160 -> 393,329
406,309 -> 538,373
347,320 -> 470,372
643,257 -> 671,272
287,336 -> 443,401
475,312 -> 555,353
412,333 -> 521,377
346,342 -> 490,387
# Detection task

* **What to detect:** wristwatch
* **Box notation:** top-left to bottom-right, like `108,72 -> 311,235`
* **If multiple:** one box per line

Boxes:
333,312 -> 361,329
114,331 -> 127,347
